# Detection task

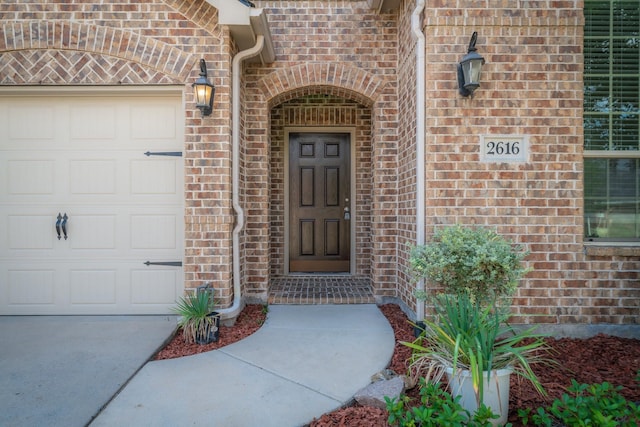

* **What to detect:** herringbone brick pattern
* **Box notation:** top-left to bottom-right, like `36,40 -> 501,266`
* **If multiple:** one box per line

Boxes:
0,50 -> 180,85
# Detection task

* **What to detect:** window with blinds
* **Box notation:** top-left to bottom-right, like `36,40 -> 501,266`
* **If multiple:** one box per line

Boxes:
584,1 -> 640,242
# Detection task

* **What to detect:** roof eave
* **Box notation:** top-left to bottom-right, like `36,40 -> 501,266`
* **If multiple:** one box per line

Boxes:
368,0 -> 400,13
206,0 -> 276,64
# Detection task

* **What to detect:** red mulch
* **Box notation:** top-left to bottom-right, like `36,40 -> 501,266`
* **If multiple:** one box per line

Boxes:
311,305 -> 640,427
154,304 -> 640,426
154,304 -> 267,360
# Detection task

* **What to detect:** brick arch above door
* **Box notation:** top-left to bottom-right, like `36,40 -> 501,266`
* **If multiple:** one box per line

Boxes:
257,63 -> 389,108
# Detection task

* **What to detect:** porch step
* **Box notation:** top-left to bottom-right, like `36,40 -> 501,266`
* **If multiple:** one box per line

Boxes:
268,275 -> 375,305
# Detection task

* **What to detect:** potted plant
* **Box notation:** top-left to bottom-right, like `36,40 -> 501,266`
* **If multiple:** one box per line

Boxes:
406,225 -> 546,425
409,224 -> 532,307
404,293 -> 548,426
172,287 -> 219,345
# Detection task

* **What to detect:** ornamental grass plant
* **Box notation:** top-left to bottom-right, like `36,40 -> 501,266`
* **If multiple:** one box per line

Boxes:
172,289 -> 218,344
404,294 -> 549,416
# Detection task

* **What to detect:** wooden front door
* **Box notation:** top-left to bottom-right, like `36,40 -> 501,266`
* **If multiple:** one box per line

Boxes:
289,132 -> 351,273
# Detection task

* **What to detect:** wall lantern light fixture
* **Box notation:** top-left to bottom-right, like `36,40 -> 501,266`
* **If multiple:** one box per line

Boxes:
193,59 -> 215,116
457,32 -> 485,97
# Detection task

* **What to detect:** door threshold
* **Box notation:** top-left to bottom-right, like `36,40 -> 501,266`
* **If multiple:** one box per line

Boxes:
268,275 -> 374,305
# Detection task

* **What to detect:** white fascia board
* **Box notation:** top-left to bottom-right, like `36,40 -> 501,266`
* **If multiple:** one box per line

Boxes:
206,0 -> 275,64
208,0 -> 251,25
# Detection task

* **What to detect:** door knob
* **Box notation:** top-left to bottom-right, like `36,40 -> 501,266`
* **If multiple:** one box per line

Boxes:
343,198 -> 351,220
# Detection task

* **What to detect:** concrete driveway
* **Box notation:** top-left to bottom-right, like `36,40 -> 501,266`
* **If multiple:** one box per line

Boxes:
0,315 -> 176,427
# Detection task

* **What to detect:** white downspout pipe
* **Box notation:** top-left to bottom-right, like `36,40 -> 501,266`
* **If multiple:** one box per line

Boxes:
411,0 -> 426,323
218,35 -> 265,321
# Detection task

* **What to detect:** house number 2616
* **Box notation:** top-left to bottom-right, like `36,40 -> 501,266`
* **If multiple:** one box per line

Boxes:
486,140 -> 520,155
480,135 -> 528,163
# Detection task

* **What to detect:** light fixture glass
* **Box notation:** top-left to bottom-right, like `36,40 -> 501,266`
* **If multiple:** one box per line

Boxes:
457,32 -> 485,97
193,59 -> 215,116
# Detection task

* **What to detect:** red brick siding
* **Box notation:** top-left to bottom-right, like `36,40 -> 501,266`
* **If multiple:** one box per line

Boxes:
413,0 -> 638,325
245,1 -> 399,299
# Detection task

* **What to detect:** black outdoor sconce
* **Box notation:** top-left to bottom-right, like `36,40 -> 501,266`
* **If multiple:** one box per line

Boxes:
193,59 -> 215,116
457,32 -> 485,97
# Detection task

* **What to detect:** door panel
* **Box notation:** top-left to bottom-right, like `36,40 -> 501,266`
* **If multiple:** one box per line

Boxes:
0,94 -> 183,315
289,133 -> 351,273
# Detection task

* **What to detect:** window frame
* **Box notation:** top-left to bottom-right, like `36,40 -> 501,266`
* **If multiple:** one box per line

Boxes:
583,0 -> 640,245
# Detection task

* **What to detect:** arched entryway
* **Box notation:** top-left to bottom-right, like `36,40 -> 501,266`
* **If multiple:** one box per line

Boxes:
268,93 -> 374,303
242,63 -> 398,305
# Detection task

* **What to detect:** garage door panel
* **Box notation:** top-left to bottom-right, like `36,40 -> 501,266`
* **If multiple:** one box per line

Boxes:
130,103 -> 178,141
7,105 -> 56,141
0,93 -> 184,315
131,269 -> 179,305
131,159 -> 178,194
131,214 -> 177,249
7,269 -> 56,305
70,104 -> 117,141
8,215 -> 55,250
69,215 -> 117,250
8,160 -> 55,195
1,261 -> 179,315
69,160 -> 117,194
69,270 -> 117,304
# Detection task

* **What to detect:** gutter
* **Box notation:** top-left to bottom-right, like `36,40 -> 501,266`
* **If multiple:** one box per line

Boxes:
217,35 -> 266,321
411,0 -> 426,323
207,0 -> 275,64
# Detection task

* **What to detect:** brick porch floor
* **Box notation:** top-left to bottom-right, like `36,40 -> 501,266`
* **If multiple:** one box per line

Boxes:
268,275 -> 375,304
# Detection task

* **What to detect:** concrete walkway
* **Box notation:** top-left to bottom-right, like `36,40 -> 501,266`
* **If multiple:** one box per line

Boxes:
90,304 -> 395,427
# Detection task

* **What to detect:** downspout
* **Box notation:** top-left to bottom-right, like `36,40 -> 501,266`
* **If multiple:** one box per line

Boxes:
217,34 -> 265,320
411,0 -> 426,323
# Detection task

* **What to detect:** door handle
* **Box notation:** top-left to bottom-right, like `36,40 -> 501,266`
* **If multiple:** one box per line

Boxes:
55,213 -> 62,240
343,198 -> 350,220
61,213 -> 68,240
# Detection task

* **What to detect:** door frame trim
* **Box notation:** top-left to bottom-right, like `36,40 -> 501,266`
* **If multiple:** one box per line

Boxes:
284,127 -> 356,274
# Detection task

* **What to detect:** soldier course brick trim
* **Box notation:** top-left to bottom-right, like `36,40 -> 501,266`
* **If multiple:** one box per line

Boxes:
258,63 -> 390,107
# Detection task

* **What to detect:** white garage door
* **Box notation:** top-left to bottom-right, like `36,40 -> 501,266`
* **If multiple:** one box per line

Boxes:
0,90 -> 184,314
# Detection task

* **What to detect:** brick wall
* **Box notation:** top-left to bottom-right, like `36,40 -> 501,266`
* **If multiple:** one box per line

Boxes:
244,1 -> 399,300
411,0 -> 639,325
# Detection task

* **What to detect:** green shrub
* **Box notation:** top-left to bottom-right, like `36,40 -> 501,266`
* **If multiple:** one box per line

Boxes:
386,378 -> 505,427
173,289 -> 217,344
519,379 -> 640,427
409,225 -> 531,306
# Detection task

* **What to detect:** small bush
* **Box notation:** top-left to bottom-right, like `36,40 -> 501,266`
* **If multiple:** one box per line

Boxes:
409,224 -> 531,306
519,379 -> 640,427
386,378 -> 504,427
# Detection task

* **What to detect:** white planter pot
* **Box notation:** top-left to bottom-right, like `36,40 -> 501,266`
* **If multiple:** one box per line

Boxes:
445,367 -> 512,426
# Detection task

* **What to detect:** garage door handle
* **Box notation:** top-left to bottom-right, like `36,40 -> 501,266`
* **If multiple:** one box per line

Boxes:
55,213 -> 62,240
61,213 -> 68,240
144,151 -> 182,157
144,261 -> 183,267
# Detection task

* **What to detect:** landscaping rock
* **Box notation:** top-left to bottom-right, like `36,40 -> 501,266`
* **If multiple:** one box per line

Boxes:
354,375 -> 405,409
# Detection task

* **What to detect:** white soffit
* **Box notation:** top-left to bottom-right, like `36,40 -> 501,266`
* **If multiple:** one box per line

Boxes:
207,0 -> 275,64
